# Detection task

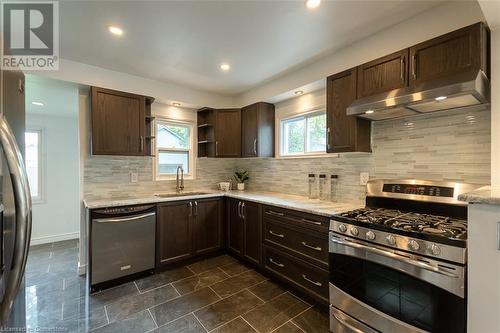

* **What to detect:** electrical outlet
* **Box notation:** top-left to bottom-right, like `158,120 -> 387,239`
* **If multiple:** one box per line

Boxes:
359,172 -> 369,185
130,172 -> 139,183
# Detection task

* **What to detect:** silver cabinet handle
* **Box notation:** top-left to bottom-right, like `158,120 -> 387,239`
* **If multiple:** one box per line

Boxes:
215,141 -> 218,156
266,210 -> 284,217
330,237 -> 459,278
194,201 -> 198,216
188,201 -> 193,217
238,201 -> 242,218
140,136 -> 144,152
241,202 -> 245,219
93,212 -> 155,223
0,116 -> 32,324
326,127 -> 331,151
253,139 -> 257,155
302,274 -> 322,287
269,230 -> 285,238
400,57 -> 405,82
301,241 -> 322,252
301,218 -> 322,226
411,54 -> 417,80
269,258 -> 284,268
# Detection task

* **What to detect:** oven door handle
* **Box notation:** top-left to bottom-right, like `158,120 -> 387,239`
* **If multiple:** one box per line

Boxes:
330,237 -> 459,278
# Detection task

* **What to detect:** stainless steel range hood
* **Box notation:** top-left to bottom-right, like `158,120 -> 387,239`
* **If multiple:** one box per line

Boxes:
347,70 -> 490,121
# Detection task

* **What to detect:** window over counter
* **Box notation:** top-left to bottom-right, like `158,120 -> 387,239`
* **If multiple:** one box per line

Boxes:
155,119 -> 195,180
25,129 -> 44,202
279,109 -> 327,157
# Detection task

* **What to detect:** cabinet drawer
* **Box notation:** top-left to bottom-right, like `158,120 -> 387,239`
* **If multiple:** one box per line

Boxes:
262,205 -> 329,232
263,245 -> 329,302
263,218 -> 328,268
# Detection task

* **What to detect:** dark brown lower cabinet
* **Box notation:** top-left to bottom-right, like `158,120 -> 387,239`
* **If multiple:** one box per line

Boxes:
157,200 -> 192,266
193,198 -> 224,255
263,245 -> 329,304
157,198 -> 223,267
226,198 -> 262,266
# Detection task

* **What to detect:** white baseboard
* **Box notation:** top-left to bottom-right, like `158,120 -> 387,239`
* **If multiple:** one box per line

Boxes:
30,232 -> 79,246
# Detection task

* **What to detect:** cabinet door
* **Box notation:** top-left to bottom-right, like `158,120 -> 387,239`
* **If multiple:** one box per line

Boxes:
357,49 -> 408,98
157,201 -> 192,265
227,199 -> 244,255
91,87 -> 145,156
409,23 -> 487,87
326,68 -> 371,153
215,109 -> 241,157
241,105 -> 258,157
193,198 -> 223,255
242,201 -> 261,265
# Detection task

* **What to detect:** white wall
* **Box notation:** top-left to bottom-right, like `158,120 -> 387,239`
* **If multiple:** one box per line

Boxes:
489,29 -> 500,187
27,114 -> 80,244
238,1 -> 485,105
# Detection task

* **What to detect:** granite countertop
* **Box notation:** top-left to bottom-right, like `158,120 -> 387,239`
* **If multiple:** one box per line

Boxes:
84,190 -> 363,217
458,186 -> 500,205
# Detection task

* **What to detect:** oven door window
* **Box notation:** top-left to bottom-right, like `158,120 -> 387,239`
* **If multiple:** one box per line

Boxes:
330,253 -> 465,333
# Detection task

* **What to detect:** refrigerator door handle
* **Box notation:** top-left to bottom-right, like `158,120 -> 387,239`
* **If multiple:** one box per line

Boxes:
0,116 -> 32,325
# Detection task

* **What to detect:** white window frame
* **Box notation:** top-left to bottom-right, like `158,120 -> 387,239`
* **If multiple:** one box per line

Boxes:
155,118 -> 196,181
25,128 -> 45,204
278,108 -> 327,158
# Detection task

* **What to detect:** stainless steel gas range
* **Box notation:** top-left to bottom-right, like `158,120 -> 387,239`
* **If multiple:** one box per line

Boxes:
328,179 -> 482,333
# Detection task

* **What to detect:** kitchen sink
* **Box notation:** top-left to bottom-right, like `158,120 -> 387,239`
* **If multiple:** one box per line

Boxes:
155,191 -> 213,198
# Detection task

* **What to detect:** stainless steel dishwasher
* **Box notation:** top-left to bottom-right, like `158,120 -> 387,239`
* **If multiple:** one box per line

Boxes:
90,204 -> 156,291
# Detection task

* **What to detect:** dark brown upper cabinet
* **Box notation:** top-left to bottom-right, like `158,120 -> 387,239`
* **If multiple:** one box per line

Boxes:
241,102 -> 275,158
409,22 -> 488,87
357,49 -> 409,98
91,86 -> 154,156
215,109 -> 241,157
326,68 -> 371,153
198,108 -> 241,158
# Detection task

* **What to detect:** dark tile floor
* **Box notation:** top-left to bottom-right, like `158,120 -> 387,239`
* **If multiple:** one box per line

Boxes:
25,240 -> 330,333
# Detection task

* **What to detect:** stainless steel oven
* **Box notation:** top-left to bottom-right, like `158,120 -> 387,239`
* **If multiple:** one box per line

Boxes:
328,179 -> 480,333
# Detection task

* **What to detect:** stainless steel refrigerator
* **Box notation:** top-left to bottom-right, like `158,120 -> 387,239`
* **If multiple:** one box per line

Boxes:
0,69 -> 33,328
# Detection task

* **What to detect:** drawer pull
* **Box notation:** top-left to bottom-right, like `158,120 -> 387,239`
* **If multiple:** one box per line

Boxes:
269,258 -> 285,268
301,241 -> 322,252
301,218 -> 322,226
267,210 -> 285,217
302,274 -> 322,287
269,230 -> 285,238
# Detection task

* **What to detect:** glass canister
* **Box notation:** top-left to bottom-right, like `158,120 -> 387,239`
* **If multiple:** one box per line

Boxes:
330,174 -> 338,202
308,174 -> 317,199
319,174 -> 327,200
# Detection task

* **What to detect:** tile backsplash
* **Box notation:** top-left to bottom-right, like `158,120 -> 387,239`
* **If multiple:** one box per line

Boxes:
84,107 -> 490,203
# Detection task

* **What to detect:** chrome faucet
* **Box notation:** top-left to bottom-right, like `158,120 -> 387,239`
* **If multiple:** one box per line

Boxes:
176,166 -> 184,193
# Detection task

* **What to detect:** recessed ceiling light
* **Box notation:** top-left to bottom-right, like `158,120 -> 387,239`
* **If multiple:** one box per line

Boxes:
435,96 -> 447,101
365,110 -> 374,114
220,63 -> 230,71
306,0 -> 321,9
294,90 -> 304,96
108,25 -> 124,36
172,102 -> 181,107
31,101 -> 44,106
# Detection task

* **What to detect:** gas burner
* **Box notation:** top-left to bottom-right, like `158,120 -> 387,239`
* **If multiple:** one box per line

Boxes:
339,208 -> 467,241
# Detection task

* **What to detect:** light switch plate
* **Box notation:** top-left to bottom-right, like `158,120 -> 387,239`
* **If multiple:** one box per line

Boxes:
130,172 -> 139,183
359,172 -> 369,185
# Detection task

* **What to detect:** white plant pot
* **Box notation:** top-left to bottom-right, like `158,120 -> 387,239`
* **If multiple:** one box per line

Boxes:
237,183 -> 245,191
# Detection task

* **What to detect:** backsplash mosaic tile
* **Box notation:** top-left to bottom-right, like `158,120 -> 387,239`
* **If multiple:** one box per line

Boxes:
84,107 -> 490,203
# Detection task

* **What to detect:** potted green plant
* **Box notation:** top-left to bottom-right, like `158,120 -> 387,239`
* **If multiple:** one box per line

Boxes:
233,170 -> 249,191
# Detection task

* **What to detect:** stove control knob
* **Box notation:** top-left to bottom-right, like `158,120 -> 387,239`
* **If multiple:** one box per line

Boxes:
408,239 -> 420,251
350,227 -> 359,236
338,224 -> 347,233
429,244 -> 441,256
366,231 -> 376,240
386,235 -> 396,245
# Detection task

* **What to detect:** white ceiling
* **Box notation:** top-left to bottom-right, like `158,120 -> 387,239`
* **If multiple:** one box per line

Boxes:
60,1 -> 446,96
25,75 -> 79,118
